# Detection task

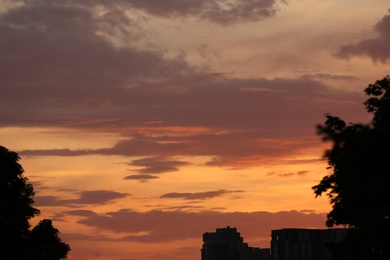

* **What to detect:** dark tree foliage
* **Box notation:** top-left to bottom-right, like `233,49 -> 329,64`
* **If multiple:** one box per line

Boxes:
28,219 -> 71,260
0,145 -> 70,259
0,145 -> 40,258
313,76 -> 390,260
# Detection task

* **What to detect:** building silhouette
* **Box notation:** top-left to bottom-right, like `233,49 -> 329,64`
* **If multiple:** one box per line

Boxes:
201,227 -> 346,260
271,228 -> 346,260
201,226 -> 271,260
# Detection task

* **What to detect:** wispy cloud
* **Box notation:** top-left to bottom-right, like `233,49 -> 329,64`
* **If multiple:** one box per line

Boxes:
267,170 -> 309,178
160,190 -> 244,200
124,174 -> 160,182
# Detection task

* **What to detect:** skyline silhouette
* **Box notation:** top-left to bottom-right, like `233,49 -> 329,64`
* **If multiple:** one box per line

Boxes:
201,226 -> 347,260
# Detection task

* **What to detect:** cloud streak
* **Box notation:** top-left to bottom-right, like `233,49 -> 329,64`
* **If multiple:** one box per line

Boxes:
267,170 -> 309,178
160,190 -> 244,200
124,174 -> 160,182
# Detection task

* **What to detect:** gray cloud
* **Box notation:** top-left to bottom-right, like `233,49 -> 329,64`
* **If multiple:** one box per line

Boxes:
35,190 -> 129,206
336,14 -> 390,63
62,209 -> 97,217
16,76 -> 367,168
0,0 -> 202,117
100,0 -> 282,25
160,189 -> 244,200
0,0 -> 365,135
76,190 -> 129,204
130,156 -> 191,174
34,196 -> 62,207
9,75 -> 365,132
201,0 -> 280,25
19,132 -> 316,168
124,174 -> 160,182
1,0 -> 369,170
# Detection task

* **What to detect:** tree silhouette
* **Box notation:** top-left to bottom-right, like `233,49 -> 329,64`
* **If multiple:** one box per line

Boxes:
28,219 -> 70,260
313,76 -> 390,259
0,145 -> 40,258
0,145 -> 70,259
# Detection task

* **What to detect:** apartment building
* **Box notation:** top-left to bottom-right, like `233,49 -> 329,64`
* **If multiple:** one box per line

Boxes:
201,226 -> 271,260
270,228 -> 346,260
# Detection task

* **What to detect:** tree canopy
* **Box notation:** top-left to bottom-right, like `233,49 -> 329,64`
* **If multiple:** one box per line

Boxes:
313,76 -> 390,259
0,145 -> 70,259
28,219 -> 70,260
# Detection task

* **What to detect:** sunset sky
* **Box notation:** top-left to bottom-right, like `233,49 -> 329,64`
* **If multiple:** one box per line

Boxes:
1,0 -> 390,259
